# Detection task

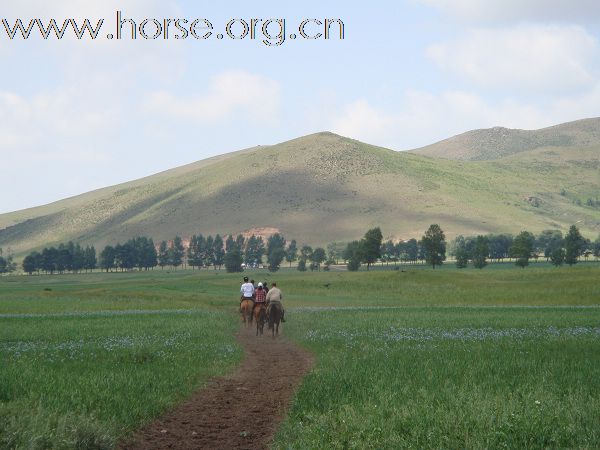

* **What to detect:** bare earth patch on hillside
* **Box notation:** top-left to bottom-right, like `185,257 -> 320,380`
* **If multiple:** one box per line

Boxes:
121,327 -> 313,450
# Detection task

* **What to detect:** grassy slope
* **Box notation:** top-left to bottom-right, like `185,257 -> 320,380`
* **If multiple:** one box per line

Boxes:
411,117 -> 600,160
1,126 -> 599,256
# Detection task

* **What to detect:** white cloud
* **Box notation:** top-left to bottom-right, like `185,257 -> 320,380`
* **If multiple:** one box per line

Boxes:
419,0 -> 600,23
329,86 -> 600,150
427,25 -> 598,93
331,100 -> 395,144
143,71 -> 281,123
0,85 -> 117,143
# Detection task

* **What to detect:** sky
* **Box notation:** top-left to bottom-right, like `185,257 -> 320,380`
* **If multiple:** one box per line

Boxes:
0,0 -> 599,213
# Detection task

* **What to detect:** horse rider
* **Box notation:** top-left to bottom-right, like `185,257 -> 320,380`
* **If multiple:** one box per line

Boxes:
265,282 -> 285,322
240,276 -> 255,311
254,282 -> 267,311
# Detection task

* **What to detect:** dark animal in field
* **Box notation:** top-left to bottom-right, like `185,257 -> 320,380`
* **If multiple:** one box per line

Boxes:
254,303 -> 267,336
267,302 -> 283,338
240,299 -> 254,327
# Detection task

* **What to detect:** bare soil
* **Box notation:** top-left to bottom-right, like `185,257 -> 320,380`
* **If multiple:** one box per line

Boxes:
122,325 -> 313,450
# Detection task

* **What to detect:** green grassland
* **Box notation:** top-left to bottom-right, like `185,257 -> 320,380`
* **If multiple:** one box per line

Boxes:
1,265 -> 600,448
2,119 -> 600,257
275,307 -> 600,449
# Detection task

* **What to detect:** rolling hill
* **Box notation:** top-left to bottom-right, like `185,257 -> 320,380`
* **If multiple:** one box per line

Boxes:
411,118 -> 600,161
1,119 -> 599,256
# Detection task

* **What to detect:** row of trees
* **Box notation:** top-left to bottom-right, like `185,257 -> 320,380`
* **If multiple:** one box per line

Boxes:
22,243 -> 97,275
99,237 -> 157,271
14,224 -> 600,275
223,233 -> 289,272
450,225 -> 599,269
344,223 -> 599,271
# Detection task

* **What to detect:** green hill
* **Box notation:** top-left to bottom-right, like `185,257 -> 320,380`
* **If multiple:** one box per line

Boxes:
1,123 -> 599,256
411,117 -> 600,161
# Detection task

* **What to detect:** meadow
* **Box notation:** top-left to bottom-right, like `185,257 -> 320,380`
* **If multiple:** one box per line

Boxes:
1,265 -> 599,449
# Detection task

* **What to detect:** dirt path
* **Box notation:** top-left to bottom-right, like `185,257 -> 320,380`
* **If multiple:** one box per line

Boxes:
122,325 -> 313,450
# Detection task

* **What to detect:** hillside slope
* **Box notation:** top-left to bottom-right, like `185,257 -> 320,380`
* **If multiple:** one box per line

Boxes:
411,118 -> 600,161
1,128 -> 599,256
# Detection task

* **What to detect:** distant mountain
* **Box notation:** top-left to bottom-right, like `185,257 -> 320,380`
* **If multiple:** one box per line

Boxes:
411,118 -> 600,161
1,122 -> 599,257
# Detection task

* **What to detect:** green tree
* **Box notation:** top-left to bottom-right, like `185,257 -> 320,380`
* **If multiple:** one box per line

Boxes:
204,235 -> 215,268
550,247 -> 565,266
593,235 -> 600,259
224,249 -> 243,273
158,241 -> 169,269
472,235 -> 489,269
99,246 -> 116,272
297,258 -> 307,271
510,231 -> 535,268
244,235 -> 265,267
169,236 -> 185,269
56,243 -> 71,273
22,253 -> 38,275
487,234 -> 513,261
361,227 -> 383,270
267,233 -> 286,271
344,240 -> 363,271
146,239 -> 158,269
453,236 -> 469,269
300,245 -> 313,261
536,230 -> 563,260
380,240 -> 396,265
421,224 -> 446,269
398,239 -> 419,264
187,235 -> 204,269
225,234 -> 236,252
41,247 -> 58,274
72,243 -> 85,273
286,240 -> 298,267
236,234 -> 246,253
84,246 -> 97,272
114,242 -> 135,271
311,247 -> 327,271
564,225 -> 585,266
0,250 -> 17,274
213,234 -> 225,269
326,242 -> 346,265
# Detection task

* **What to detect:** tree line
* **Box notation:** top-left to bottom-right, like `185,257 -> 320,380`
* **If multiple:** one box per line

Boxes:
21,243 -> 97,275
15,224 -> 600,275
448,225 -> 599,269
343,224 -> 599,271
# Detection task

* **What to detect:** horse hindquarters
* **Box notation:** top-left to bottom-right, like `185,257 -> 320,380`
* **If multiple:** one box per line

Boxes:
255,305 -> 266,336
240,300 -> 254,327
269,304 -> 282,338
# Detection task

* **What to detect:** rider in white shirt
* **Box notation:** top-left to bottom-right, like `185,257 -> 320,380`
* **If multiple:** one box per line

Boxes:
240,276 -> 255,308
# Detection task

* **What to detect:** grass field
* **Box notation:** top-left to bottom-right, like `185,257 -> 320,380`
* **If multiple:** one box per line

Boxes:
1,265 -> 600,449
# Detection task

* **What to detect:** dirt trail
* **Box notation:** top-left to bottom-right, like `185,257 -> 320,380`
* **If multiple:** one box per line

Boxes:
122,325 -> 313,450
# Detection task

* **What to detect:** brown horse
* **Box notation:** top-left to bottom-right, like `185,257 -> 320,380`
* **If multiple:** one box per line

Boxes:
253,303 -> 267,336
240,299 -> 254,327
267,302 -> 283,338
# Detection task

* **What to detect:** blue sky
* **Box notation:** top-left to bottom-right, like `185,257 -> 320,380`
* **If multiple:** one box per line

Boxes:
1,0 -> 599,213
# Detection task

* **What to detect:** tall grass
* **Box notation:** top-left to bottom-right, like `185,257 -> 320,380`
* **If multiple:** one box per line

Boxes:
274,308 -> 600,449
1,266 -> 599,448
0,272 -> 242,449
